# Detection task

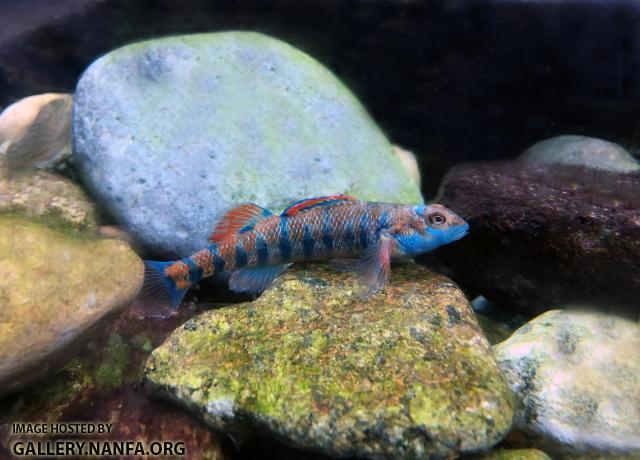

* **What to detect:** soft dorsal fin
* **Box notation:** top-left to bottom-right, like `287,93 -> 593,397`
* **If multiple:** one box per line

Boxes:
209,203 -> 273,243
281,194 -> 358,217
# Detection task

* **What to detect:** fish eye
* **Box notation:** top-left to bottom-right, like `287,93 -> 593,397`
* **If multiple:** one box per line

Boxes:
429,213 -> 446,225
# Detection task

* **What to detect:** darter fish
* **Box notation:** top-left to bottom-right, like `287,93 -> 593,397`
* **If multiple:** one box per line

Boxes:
143,194 -> 469,308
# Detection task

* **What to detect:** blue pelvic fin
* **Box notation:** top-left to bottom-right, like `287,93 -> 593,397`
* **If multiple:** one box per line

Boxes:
281,194 -> 358,216
209,203 -> 273,243
357,236 -> 392,297
228,263 -> 292,294
141,260 -> 189,309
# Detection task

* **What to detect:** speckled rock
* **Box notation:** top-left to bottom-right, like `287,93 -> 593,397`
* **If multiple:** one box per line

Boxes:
494,309 -> 640,456
145,263 -> 514,459
467,448 -> 552,460
428,162 -> 640,314
520,135 -> 639,173
73,32 -> 422,258
0,169 -> 98,230
0,216 -> 143,396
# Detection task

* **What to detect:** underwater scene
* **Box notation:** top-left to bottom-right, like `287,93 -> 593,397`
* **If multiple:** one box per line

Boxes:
0,1 -> 638,459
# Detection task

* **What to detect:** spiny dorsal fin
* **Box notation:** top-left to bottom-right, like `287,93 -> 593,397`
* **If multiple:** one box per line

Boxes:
281,194 -> 358,217
209,203 -> 273,243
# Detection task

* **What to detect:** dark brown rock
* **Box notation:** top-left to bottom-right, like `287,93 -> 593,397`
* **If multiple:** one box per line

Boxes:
426,162 -> 640,314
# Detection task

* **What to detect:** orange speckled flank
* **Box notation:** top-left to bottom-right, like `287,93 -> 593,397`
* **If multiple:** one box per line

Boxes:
192,249 -> 214,277
213,238 -> 237,270
164,260 -> 191,289
243,230 -> 257,254
254,218 -> 280,247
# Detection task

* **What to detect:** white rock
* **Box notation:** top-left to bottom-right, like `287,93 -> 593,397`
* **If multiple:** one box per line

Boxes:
494,309 -> 640,455
520,135 -> 639,173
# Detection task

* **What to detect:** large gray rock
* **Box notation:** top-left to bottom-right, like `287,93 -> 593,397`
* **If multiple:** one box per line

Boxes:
145,264 -> 514,459
494,309 -> 640,456
73,32 -> 422,257
520,135 -> 639,173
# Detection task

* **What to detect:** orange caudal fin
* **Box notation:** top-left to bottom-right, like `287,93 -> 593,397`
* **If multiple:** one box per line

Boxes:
209,203 -> 273,243
281,194 -> 358,217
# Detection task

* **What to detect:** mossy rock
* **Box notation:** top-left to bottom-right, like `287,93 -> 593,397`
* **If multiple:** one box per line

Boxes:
467,448 -> 552,460
0,215 -> 143,396
145,263 -> 514,458
73,31 -> 422,257
0,169 -> 98,230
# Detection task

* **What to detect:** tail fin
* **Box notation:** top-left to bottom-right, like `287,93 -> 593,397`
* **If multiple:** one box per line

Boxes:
141,260 -> 189,309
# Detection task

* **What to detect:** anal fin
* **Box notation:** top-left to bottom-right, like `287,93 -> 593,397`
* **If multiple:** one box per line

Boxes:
229,264 -> 291,294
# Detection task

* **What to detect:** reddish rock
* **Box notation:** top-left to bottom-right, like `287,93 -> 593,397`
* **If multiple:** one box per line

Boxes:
426,162 -> 640,314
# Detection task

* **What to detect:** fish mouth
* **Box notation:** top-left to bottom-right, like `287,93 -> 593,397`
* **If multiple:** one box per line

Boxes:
451,223 -> 469,241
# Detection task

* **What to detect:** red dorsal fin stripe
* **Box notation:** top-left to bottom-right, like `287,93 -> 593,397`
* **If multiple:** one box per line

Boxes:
209,203 -> 273,243
281,194 -> 358,217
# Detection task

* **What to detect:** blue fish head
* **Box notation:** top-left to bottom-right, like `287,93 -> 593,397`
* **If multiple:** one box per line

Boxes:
394,204 -> 469,256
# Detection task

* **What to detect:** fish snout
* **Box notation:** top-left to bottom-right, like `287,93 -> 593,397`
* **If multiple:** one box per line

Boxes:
450,213 -> 467,227
452,221 -> 470,240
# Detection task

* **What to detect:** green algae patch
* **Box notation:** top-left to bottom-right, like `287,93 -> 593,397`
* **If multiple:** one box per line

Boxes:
146,263 -> 514,458
467,448 -> 552,460
94,332 -> 132,389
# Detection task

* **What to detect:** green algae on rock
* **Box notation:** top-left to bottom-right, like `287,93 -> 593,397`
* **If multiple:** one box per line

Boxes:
0,169 -> 98,230
0,216 -> 143,396
73,31 -> 422,257
145,263 -> 514,459
466,448 -> 552,460
494,309 -> 640,456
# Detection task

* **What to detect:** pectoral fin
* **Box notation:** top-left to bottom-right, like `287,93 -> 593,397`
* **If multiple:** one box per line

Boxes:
229,264 -> 292,294
357,235 -> 393,297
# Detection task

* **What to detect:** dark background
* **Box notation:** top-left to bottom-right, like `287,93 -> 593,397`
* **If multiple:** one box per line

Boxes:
2,0 -> 639,196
